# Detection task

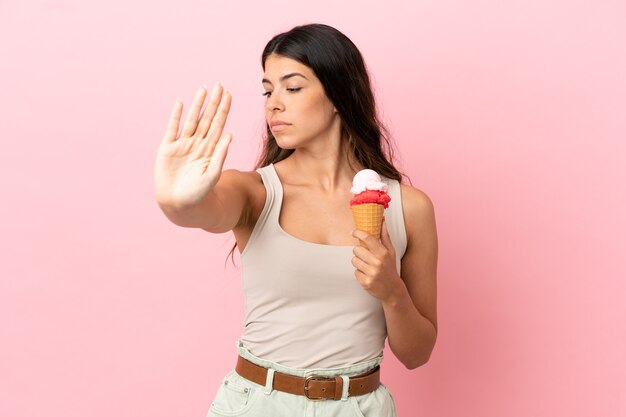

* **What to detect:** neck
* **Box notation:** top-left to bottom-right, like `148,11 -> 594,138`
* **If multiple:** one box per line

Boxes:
283,133 -> 362,192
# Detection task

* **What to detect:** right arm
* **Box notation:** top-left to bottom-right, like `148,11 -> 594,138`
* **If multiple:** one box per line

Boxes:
158,169 -> 255,233
154,83 -> 249,233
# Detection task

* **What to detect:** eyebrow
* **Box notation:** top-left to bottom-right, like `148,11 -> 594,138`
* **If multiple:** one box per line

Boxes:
262,72 -> 309,85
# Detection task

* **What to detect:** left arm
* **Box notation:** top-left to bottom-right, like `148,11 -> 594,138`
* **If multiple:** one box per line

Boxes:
351,185 -> 438,369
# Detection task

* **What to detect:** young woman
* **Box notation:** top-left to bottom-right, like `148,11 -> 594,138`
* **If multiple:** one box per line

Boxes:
154,23 -> 437,417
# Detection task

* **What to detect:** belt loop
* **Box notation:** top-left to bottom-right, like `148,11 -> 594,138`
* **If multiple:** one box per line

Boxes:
264,368 -> 275,395
340,375 -> 350,401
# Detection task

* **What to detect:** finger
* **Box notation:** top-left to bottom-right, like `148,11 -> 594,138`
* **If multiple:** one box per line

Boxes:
206,132 -> 234,179
354,270 -> 371,288
181,86 -> 209,138
196,82 -> 223,138
352,229 -> 384,255
198,91 -> 232,159
203,89 -> 232,147
351,255 -> 373,275
162,98 -> 183,143
354,248 -> 386,280
352,245 -> 381,268
354,270 -> 373,295
351,229 -> 372,244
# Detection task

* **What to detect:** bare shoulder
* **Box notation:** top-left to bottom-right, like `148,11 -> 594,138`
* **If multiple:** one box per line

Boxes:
195,169 -> 266,234
400,184 -> 436,222
220,168 -> 265,205
219,168 -> 262,189
398,183 -> 437,246
219,168 -> 266,229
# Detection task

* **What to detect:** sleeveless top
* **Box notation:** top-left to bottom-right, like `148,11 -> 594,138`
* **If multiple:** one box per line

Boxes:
239,164 -> 407,368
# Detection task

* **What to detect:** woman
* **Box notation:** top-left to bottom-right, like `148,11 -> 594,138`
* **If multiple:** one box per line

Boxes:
154,23 -> 437,417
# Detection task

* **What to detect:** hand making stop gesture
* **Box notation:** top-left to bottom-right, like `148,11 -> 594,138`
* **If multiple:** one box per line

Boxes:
154,83 -> 233,208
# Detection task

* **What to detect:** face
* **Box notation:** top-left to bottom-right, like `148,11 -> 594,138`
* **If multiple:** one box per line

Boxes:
262,53 -> 339,149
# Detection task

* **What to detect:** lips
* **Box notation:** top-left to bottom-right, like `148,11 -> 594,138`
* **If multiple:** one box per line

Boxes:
269,120 -> 291,132
269,120 -> 291,128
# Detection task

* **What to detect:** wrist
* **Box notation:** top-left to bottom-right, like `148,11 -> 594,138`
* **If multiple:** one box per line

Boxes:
381,275 -> 412,310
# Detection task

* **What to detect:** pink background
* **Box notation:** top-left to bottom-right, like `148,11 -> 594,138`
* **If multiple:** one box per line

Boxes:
1,0 -> 625,416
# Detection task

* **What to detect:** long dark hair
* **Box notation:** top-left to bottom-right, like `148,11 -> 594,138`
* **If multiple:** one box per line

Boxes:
256,23 -> 403,180
228,23 -> 404,263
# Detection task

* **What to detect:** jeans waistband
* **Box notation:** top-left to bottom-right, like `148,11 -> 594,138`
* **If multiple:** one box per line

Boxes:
236,340 -> 383,378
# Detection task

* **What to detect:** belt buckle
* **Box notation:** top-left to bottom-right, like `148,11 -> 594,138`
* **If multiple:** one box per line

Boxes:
304,375 -> 334,400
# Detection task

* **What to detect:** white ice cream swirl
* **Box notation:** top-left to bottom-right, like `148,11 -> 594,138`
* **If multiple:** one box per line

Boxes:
350,169 -> 388,194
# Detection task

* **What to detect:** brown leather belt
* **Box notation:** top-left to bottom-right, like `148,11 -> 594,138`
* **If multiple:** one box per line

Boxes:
235,356 -> 380,400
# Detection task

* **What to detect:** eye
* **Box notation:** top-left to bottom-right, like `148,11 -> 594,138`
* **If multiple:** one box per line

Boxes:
287,87 -> 302,93
262,91 -> 272,97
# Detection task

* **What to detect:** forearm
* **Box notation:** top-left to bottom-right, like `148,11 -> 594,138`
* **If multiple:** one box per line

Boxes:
157,189 -> 222,228
156,170 -> 248,232
382,277 -> 437,369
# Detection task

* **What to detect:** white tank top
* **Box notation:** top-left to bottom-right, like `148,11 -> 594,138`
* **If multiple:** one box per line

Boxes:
239,163 -> 407,368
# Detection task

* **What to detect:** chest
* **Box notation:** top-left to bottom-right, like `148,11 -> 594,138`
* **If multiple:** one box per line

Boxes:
279,185 -> 357,246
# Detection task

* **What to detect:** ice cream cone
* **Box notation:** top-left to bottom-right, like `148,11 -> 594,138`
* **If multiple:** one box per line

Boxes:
351,203 -> 385,248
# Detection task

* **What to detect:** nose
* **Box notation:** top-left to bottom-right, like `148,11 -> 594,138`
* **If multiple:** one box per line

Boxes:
266,90 -> 284,112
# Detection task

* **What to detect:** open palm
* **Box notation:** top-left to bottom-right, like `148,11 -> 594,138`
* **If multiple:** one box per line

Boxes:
154,83 -> 233,207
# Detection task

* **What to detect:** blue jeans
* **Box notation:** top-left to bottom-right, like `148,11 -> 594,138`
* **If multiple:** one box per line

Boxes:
206,341 -> 398,417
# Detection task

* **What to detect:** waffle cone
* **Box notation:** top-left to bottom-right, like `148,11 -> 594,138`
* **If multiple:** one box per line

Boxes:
351,203 -> 385,248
